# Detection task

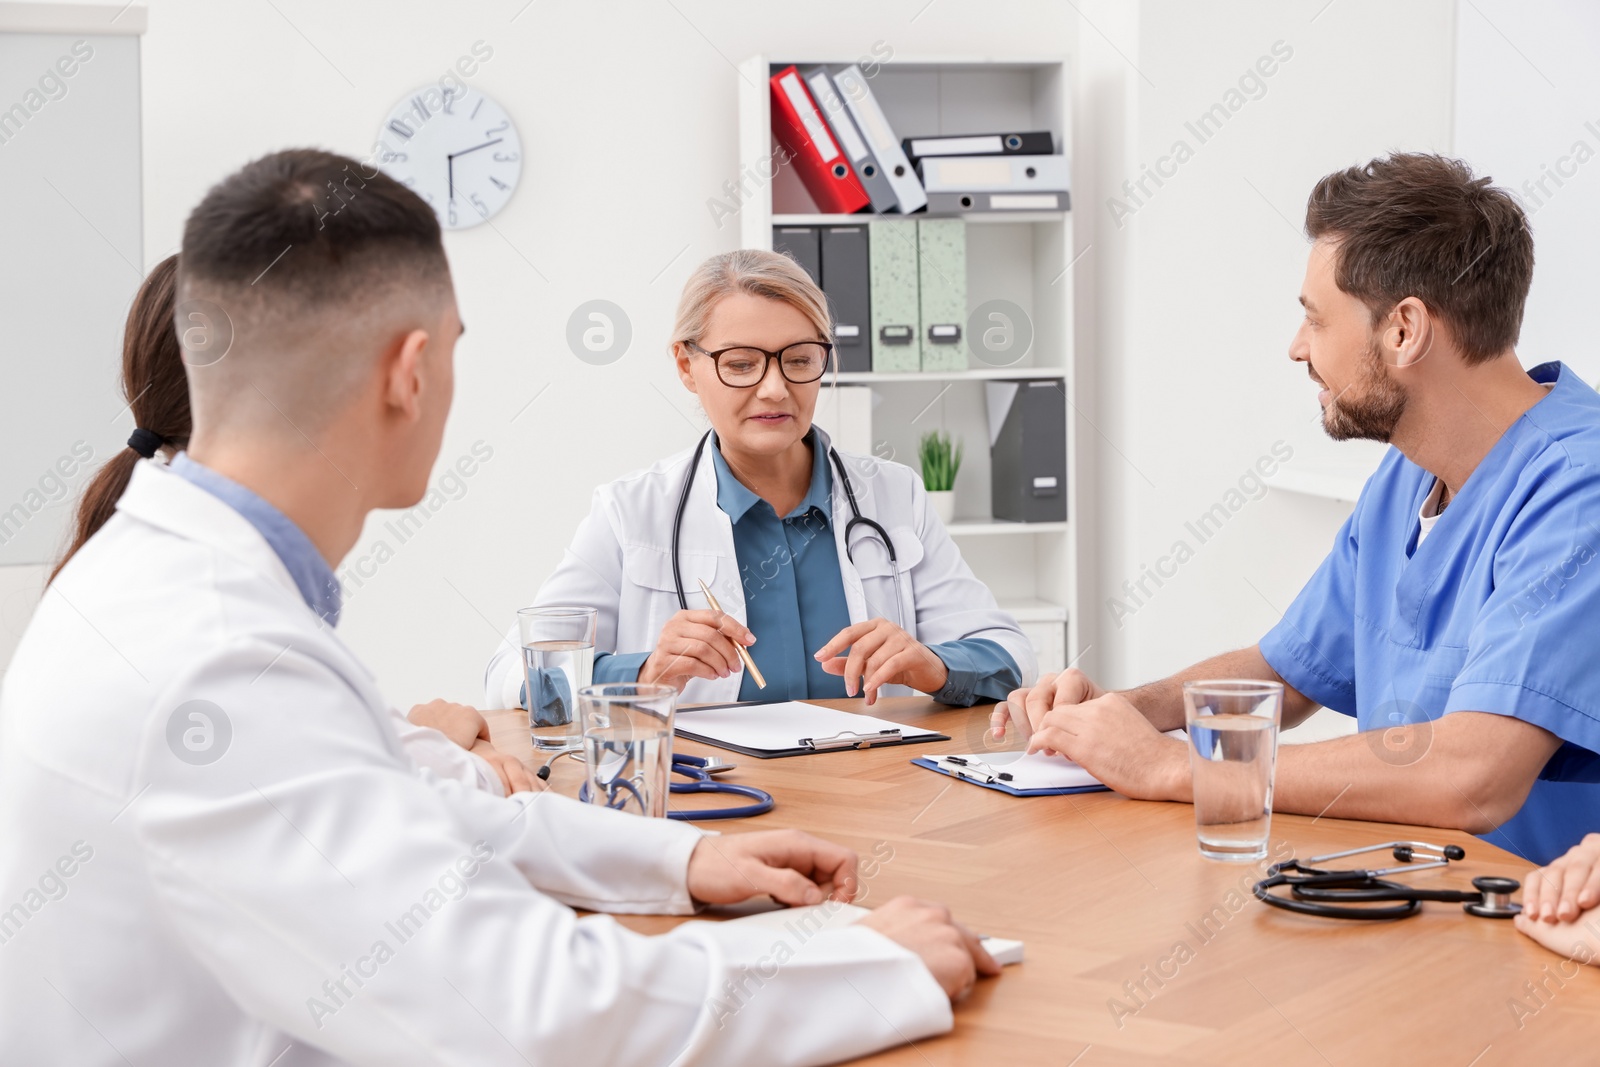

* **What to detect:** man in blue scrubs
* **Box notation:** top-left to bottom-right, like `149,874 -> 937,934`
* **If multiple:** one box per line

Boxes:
995,153 -> 1600,865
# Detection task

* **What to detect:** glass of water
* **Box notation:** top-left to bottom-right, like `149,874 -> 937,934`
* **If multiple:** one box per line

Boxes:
578,683 -> 676,818
1183,680 -> 1283,862
518,606 -> 597,754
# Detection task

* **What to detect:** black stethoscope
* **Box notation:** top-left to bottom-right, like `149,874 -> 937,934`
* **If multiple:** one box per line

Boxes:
670,430 -> 905,620
576,752 -> 774,820
1253,841 -> 1522,921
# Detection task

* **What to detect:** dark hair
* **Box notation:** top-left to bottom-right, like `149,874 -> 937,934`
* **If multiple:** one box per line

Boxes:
1305,153 -> 1533,365
50,255 -> 188,583
178,148 -> 447,308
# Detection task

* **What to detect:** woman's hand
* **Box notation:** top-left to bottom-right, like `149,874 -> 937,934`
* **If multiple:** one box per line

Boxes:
1521,832 -> 1600,924
408,699 -> 491,751
640,609 -> 755,692
470,738 -> 540,795
814,618 -> 948,705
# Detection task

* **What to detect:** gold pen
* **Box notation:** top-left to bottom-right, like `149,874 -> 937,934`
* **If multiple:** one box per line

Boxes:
697,578 -> 767,689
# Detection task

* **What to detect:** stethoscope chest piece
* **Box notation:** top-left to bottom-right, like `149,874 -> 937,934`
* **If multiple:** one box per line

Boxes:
1464,876 -> 1522,919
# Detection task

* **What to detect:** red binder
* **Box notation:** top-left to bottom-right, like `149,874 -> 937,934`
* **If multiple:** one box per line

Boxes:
770,65 -> 870,215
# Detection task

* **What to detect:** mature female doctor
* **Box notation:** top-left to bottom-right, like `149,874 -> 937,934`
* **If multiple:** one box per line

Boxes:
487,249 -> 1035,708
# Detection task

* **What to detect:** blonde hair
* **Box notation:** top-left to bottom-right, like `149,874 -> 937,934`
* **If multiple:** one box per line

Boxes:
670,249 -> 832,350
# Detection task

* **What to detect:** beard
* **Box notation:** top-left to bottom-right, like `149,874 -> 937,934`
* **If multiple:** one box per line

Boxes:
1320,341 -> 1408,442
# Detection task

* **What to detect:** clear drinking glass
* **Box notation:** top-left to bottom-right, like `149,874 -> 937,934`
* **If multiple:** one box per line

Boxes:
579,683 -> 676,818
1183,680 -> 1283,862
518,606 -> 597,754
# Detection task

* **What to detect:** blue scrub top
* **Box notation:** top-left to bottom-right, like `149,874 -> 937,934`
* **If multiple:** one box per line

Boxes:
594,432 -> 1020,706
1260,362 -> 1600,865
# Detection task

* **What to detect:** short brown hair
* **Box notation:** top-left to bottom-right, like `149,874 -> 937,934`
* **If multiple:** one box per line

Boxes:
178,149 -> 453,434
1305,153 -> 1533,364
180,148 -> 447,306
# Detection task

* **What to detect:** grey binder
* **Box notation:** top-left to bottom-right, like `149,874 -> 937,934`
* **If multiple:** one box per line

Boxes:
772,225 -> 821,285
803,66 -> 897,214
819,225 -> 872,372
986,379 -> 1067,522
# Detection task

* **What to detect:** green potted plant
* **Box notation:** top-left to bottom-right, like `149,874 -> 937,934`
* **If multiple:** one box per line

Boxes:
919,430 -> 963,525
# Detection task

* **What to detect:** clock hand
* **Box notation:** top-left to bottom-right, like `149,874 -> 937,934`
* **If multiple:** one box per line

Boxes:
447,137 -> 504,162
448,154 -> 454,202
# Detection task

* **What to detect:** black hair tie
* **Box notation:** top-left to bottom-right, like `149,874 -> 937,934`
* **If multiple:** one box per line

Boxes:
127,428 -> 164,459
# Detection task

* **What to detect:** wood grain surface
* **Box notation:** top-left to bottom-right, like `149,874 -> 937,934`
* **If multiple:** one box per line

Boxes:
486,697 -> 1599,1065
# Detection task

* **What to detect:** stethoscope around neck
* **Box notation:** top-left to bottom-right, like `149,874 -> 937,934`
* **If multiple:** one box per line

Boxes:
670,430 -> 906,625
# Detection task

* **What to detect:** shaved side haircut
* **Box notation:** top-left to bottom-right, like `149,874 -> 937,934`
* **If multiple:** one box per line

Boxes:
178,149 -> 453,438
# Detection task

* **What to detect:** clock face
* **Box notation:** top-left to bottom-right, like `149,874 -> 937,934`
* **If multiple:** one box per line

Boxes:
374,86 -> 522,230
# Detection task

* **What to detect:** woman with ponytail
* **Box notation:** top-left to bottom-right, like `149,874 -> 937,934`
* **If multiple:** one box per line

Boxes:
50,255 -> 532,794
50,255 -> 188,583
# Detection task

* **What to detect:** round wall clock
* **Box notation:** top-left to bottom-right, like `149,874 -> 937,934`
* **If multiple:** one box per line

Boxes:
375,85 -> 521,230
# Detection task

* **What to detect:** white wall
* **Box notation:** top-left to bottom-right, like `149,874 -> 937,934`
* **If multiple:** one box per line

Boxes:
8,0 -> 1559,739
1454,0 -> 1600,385
1077,1 -> 1455,719
2,0 -> 1074,708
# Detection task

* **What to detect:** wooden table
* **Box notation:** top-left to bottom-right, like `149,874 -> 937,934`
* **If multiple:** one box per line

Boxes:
487,698 -> 1599,1065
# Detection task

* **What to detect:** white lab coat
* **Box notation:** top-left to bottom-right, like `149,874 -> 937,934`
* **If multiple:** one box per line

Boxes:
486,428 -> 1036,708
0,461 -> 949,1066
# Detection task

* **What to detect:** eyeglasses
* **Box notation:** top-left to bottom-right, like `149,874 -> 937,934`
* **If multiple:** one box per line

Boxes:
686,340 -> 834,388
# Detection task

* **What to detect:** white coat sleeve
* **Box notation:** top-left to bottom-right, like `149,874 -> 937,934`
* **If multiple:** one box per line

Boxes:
390,711 -> 505,798
905,475 -> 1039,686
484,485 -> 626,711
136,638 -> 948,1067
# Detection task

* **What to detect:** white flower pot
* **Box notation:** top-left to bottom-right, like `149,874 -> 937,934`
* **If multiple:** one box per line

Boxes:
927,489 -> 956,525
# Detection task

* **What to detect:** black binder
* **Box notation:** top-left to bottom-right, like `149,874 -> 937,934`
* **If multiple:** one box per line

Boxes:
902,130 -> 1055,167
819,225 -> 872,372
772,225 -> 821,284
987,378 -> 1068,522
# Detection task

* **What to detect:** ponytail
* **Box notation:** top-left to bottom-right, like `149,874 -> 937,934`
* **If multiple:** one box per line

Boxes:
50,255 -> 189,583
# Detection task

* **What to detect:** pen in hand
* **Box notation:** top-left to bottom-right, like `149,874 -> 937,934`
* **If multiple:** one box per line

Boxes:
697,578 -> 767,689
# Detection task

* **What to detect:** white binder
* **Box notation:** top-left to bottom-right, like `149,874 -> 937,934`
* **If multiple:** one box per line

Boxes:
918,154 -> 1071,194
831,64 -> 927,214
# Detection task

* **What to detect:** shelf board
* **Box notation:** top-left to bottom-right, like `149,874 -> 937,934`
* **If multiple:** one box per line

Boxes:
828,368 -> 1064,384
773,211 -> 1068,227
946,519 -> 1069,536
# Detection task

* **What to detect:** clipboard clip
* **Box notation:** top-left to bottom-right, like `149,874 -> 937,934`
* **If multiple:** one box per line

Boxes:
801,729 -> 902,751
932,755 -> 1012,785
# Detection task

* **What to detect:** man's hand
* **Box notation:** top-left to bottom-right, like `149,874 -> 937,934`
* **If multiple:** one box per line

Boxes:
409,699 -> 491,751
991,668 -> 1106,741
469,738 -> 539,795
641,609 -> 755,692
686,829 -> 859,907
814,618 -> 948,705
1521,833 -> 1600,924
859,896 -> 1001,1001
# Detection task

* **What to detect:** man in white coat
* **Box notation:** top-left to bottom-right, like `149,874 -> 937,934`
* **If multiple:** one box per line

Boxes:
0,149 -> 994,1066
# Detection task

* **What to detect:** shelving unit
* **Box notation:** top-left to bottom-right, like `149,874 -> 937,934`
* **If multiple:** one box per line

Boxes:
831,368 -> 1064,384
774,211 -> 1069,227
738,54 -> 1080,672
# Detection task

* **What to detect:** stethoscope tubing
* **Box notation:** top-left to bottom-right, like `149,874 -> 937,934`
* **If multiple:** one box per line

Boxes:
1252,847 -> 1521,921
671,429 -> 906,626
580,752 -> 774,821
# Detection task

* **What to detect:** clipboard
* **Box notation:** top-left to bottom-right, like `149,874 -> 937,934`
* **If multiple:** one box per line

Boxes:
675,700 -> 948,759
911,754 -> 1107,797
911,730 -> 1187,795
